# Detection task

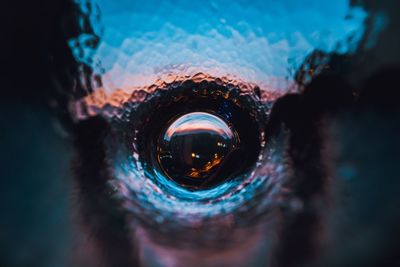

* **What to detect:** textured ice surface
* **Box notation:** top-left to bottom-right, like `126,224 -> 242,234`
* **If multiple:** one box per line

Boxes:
70,0 -> 367,93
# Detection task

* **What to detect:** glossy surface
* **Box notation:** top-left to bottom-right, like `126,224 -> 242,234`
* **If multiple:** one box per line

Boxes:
68,0 -> 369,231
158,112 -> 238,182
70,0 -> 367,92
66,1 -> 376,266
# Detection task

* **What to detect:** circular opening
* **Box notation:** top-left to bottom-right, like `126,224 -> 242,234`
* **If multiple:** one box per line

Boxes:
132,80 -> 266,191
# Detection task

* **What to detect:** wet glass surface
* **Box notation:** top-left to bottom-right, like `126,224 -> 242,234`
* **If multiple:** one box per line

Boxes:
67,1 -> 375,266
3,0 -> 400,267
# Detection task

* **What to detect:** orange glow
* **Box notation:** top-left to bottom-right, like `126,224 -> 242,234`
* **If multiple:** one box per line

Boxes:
71,72 -> 288,121
188,156 -> 223,179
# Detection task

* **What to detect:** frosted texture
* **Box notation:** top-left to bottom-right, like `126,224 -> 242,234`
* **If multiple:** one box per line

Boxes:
70,0 -> 367,93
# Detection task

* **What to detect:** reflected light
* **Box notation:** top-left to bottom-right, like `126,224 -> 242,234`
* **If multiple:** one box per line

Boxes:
158,112 -> 239,180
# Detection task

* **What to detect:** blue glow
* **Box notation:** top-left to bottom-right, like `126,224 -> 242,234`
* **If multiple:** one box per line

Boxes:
70,0 -> 367,91
110,141 -> 285,228
71,0 -> 369,230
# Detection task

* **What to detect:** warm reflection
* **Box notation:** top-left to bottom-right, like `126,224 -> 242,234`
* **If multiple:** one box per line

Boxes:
71,72 -> 285,121
158,112 -> 239,181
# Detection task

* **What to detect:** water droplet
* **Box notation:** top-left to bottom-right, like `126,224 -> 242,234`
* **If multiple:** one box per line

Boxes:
157,112 -> 239,185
